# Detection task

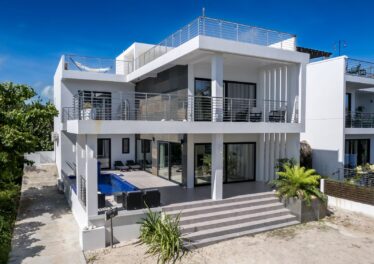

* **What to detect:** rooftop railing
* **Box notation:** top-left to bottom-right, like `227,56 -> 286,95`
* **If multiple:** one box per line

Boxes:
62,91 -> 294,124
63,54 -> 133,75
345,111 -> 374,128
132,16 -> 296,72
346,58 -> 374,79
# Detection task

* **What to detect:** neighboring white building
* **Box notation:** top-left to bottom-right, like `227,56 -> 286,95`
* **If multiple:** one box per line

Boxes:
302,56 -> 374,178
53,16 -> 308,249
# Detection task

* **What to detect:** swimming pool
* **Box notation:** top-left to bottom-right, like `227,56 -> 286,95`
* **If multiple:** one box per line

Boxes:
98,173 -> 138,195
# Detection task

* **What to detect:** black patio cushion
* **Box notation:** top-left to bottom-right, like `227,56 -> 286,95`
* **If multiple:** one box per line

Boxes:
123,190 -> 143,210
143,189 -> 161,208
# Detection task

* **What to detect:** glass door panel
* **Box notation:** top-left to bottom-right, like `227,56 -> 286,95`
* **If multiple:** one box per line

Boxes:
98,138 -> 111,169
194,144 -> 212,185
170,143 -> 183,184
158,142 -> 169,179
225,143 -> 255,182
194,79 -> 212,121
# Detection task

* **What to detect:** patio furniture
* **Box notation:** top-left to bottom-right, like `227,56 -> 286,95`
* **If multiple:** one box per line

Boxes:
113,192 -> 123,203
143,189 -> 161,208
126,160 -> 141,170
269,107 -> 286,122
249,107 -> 262,122
347,64 -> 361,75
98,193 -> 106,208
123,190 -> 143,210
114,160 -> 129,171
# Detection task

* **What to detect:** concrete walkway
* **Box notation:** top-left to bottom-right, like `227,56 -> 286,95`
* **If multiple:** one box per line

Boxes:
8,165 -> 86,264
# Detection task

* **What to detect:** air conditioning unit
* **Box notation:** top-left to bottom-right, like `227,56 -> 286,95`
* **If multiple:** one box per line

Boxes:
51,132 -> 59,142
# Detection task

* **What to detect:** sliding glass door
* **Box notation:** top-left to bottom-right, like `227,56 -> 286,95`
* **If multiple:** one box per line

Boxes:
136,139 -> 152,172
225,143 -> 256,182
345,139 -> 370,167
98,138 -> 111,169
157,141 -> 183,184
194,142 -> 256,186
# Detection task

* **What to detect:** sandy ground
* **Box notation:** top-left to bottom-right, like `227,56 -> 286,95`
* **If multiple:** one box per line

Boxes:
85,208 -> 374,264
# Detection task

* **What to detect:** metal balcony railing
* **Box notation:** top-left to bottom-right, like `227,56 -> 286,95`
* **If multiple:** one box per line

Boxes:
62,91 -> 295,124
346,58 -> 374,79
345,112 -> 374,128
63,54 -> 133,75
132,16 -> 296,72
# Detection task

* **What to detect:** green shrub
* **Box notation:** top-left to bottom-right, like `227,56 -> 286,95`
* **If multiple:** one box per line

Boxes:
139,208 -> 185,264
271,165 -> 326,205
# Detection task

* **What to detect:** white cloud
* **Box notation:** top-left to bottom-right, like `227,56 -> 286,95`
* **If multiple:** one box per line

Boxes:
41,85 -> 53,101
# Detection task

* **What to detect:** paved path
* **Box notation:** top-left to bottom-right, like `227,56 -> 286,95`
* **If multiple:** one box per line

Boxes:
8,165 -> 86,264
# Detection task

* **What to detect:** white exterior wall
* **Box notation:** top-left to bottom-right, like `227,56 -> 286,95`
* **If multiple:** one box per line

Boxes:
301,57 -> 347,176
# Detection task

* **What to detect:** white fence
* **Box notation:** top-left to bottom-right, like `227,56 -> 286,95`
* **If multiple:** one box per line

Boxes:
24,151 -> 55,165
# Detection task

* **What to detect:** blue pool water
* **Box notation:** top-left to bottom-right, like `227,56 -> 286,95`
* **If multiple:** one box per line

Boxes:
98,173 -> 138,195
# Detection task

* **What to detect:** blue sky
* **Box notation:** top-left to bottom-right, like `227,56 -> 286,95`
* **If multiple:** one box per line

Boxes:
1,0 -> 374,101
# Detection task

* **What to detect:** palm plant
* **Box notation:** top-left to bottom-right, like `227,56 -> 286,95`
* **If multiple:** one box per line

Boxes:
139,208 -> 185,264
272,165 -> 326,205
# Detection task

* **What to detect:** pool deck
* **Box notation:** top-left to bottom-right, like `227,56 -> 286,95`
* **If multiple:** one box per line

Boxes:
100,170 -> 271,211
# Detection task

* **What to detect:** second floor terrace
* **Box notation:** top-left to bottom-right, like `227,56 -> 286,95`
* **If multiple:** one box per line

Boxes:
61,91 -> 300,134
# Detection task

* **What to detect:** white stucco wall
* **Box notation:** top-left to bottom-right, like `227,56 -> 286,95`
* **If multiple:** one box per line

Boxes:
301,57 -> 346,177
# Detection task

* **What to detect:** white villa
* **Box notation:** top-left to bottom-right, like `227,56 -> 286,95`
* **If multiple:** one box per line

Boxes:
53,16 -> 309,250
302,56 -> 374,177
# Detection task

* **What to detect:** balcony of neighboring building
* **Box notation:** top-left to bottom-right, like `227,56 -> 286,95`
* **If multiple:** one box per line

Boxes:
345,83 -> 374,133
345,58 -> 374,86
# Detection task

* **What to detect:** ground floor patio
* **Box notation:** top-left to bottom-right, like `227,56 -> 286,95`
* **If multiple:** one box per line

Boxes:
100,170 -> 272,211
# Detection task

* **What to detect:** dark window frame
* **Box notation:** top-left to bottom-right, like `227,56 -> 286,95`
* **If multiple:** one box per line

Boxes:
122,138 -> 130,154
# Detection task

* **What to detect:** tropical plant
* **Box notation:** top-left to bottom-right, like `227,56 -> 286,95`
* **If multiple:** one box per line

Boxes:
202,154 -> 211,175
0,82 -> 58,263
275,158 -> 297,172
139,208 -> 185,264
272,165 -> 326,205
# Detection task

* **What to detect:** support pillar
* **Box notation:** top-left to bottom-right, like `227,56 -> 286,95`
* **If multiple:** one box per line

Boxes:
85,135 -> 98,218
186,134 -> 195,188
211,54 -> 223,121
211,134 -> 223,200
76,135 -> 85,203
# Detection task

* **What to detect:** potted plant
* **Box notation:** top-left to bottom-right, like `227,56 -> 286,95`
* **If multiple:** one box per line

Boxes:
80,102 -> 96,120
271,165 -> 327,223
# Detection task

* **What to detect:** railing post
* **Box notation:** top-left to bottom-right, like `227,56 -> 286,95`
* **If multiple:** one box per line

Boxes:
230,98 -> 233,122
168,94 -> 171,120
145,93 -> 148,121
263,100 -> 266,122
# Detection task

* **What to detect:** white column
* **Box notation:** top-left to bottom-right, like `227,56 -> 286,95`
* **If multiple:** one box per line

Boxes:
257,133 -> 265,182
76,135 -> 85,202
286,133 -> 300,163
211,55 -> 224,122
269,133 -> 275,181
264,133 -> 270,182
211,134 -> 223,200
85,134 -> 98,218
187,134 -> 195,188
188,64 -> 195,121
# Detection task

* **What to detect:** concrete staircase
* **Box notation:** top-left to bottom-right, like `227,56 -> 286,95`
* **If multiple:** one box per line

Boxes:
162,191 -> 299,248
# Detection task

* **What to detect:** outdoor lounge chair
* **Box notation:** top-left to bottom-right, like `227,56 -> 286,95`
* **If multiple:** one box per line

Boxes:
269,107 -> 286,122
249,107 -> 262,122
126,160 -> 141,170
123,190 -> 143,210
98,193 -> 106,208
143,189 -> 161,208
114,160 -> 129,171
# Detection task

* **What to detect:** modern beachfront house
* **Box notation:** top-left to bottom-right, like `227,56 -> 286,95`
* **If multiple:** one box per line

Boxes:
53,16 -> 308,250
302,56 -> 374,178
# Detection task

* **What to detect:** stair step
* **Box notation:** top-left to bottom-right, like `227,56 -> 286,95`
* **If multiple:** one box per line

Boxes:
183,214 -> 297,241
178,203 -> 285,225
166,197 -> 279,217
180,208 -> 290,234
185,220 -> 299,249
163,191 -> 275,212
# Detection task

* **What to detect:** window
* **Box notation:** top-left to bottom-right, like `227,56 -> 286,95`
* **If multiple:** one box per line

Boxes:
122,138 -> 130,153
345,93 -> 352,113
